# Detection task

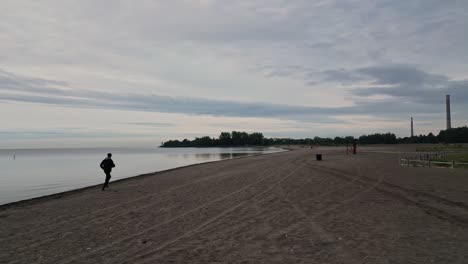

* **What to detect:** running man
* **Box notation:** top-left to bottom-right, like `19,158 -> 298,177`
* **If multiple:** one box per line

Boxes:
100,153 -> 116,191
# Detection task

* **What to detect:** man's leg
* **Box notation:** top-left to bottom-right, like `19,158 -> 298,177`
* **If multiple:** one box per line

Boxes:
102,172 -> 111,190
105,172 -> 111,188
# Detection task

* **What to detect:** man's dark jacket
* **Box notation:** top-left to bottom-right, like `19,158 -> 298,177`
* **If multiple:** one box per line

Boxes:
100,157 -> 115,172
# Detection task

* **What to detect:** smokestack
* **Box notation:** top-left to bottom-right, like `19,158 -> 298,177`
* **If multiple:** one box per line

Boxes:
446,94 -> 451,130
411,117 -> 414,137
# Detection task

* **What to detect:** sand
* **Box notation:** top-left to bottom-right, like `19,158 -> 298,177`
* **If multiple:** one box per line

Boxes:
1,146 -> 467,263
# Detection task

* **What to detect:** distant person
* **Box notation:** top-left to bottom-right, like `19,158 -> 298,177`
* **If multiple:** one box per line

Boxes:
100,153 -> 116,191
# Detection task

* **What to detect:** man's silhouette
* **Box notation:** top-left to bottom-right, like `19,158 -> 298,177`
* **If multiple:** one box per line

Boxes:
100,153 -> 116,191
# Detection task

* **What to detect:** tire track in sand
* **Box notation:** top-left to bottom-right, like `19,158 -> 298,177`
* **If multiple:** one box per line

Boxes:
121,161 -> 305,264
266,162 -> 384,244
304,162 -> 468,227
137,157 -> 373,263
134,161 -> 335,263
59,156 -> 303,264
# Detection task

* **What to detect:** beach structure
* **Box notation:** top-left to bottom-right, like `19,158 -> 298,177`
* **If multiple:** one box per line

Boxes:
446,94 -> 451,130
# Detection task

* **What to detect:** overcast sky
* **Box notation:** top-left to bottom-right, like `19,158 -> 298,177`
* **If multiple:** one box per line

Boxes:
1,0 -> 467,148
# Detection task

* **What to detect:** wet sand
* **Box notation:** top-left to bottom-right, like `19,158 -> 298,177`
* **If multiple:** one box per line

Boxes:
1,146 -> 467,263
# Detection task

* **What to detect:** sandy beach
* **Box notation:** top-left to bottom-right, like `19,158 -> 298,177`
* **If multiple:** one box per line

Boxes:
1,146 -> 467,263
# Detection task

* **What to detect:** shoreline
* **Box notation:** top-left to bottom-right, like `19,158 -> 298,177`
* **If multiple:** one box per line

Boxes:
0,148 -> 290,210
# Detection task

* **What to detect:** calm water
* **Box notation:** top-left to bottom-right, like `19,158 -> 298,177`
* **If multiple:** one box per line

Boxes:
0,147 -> 284,205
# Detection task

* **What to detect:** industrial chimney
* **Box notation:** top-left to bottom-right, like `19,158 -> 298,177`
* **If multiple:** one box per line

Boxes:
411,117 -> 414,137
446,94 -> 451,130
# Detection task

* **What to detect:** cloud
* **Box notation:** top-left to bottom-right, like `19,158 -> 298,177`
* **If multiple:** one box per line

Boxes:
0,69 -> 70,94
320,69 -> 365,83
0,130 -> 148,140
357,64 -> 448,85
124,122 -> 175,127
351,65 -> 468,105
1,67 -> 466,123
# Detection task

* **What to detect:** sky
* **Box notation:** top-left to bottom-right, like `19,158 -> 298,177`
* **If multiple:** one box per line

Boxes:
1,0 -> 467,148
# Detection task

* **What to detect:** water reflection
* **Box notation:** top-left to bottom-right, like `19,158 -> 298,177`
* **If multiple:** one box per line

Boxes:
165,152 -> 255,161
167,153 -> 251,160
165,147 -> 279,161
194,153 -> 252,160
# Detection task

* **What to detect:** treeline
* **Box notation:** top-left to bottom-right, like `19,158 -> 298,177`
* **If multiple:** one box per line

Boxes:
359,133 -> 397,144
397,126 -> 468,144
437,126 -> 468,143
160,126 -> 468,147
161,131 -> 265,147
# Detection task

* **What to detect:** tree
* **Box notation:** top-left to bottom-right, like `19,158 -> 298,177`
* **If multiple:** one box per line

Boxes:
219,132 -> 232,146
231,131 -> 242,145
359,133 -> 397,144
438,126 -> 468,143
248,132 -> 264,145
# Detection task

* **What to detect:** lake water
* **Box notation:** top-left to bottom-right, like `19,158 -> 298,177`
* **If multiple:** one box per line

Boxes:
0,147 -> 284,205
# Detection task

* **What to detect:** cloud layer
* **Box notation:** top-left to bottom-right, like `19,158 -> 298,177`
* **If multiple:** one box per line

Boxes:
1,0 -> 467,146
2,66 -> 465,119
